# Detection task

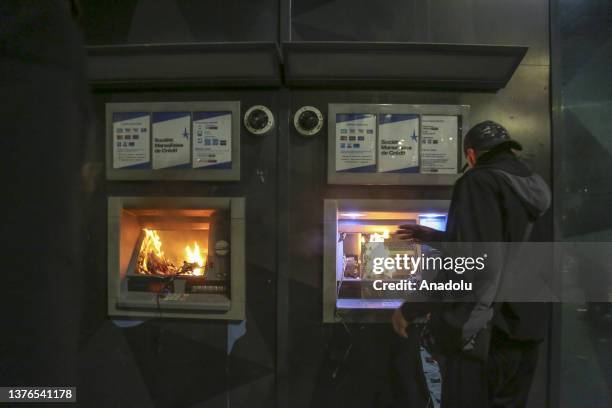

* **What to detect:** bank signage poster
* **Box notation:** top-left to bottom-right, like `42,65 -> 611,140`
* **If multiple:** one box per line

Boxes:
151,112 -> 191,170
106,101 -> 240,181
332,108 -> 462,180
377,114 -> 420,173
335,113 -> 377,172
421,115 -> 459,174
112,112 -> 151,169
192,111 -> 232,169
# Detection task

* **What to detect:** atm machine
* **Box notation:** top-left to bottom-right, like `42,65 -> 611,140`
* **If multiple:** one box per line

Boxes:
279,42 -> 544,407
104,101 -> 246,319
283,99 -> 468,406
287,101 -> 468,322
320,103 -> 467,323
82,43 -> 282,406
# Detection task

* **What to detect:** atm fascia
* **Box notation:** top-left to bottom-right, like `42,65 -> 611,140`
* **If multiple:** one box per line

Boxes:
323,199 -> 450,323
108,196 -> 245,320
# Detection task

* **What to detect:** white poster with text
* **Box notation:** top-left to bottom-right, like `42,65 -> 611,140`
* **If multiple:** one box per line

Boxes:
192,112 -> 232,169
152,112 -> 191,170
378,114 -> 420,173
335,113 -> 377,172
112,112 -> 150,169
421,115 -> 459,174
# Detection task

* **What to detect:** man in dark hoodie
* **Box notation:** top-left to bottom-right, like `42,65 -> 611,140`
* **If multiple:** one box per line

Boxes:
391,121 -> 551,407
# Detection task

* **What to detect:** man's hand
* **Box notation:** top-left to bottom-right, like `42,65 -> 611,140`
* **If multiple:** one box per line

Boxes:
396,224 -> 439,243
392,308 -> 409,338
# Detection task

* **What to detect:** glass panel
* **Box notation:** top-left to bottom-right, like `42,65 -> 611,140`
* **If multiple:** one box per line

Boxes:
554,0 -> 612,406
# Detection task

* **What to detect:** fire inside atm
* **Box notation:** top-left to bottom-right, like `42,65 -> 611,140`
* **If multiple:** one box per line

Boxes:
126,210 -> 226,296
108,197 -> 245,320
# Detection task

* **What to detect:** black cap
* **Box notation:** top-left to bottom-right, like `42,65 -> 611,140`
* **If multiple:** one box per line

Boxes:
463,120 -> 522,153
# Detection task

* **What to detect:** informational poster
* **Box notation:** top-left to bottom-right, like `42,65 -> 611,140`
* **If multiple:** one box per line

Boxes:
192,111 -> 232,169
420,115 -> 459,174
152,112 -> 191,170
377,114 -> 420,173
335,114 -> 377,172
112,112 -> 150,169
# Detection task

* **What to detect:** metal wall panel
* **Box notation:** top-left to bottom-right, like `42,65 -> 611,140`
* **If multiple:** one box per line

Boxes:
74,1 -> 553,406
291,0 -> 549,65
81,0 -> 279,45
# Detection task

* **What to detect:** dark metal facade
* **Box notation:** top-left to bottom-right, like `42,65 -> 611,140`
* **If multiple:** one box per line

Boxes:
77,1 -> 552,406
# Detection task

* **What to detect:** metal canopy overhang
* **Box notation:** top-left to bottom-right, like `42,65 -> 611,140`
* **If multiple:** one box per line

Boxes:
283,42 -> 528,91
87,42 -> 282,89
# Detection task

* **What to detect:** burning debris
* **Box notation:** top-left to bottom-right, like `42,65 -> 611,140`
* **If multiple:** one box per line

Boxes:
137,229 -> 207,276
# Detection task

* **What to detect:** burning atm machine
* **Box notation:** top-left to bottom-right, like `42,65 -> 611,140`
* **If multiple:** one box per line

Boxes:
108,196 -> 245,320
104,101 -> 247,320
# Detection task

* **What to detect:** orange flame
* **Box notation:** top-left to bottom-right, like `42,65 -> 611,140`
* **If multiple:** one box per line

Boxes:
137,229 -> 206,276
144,229 -> 164,257
185,242 -> 207,276
138,229 -> 167,274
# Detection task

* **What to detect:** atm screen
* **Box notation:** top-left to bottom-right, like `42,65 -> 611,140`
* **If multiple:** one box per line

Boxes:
418,214 -> 447,232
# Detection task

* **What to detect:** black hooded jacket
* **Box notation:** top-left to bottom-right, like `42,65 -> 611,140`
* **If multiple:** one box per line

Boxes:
445,150 -> 550,243
401,150 -> 551,344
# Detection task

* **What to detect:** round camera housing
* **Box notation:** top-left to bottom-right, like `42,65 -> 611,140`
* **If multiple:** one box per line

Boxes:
244,105 -> 274,135
294,106 -> 324,136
